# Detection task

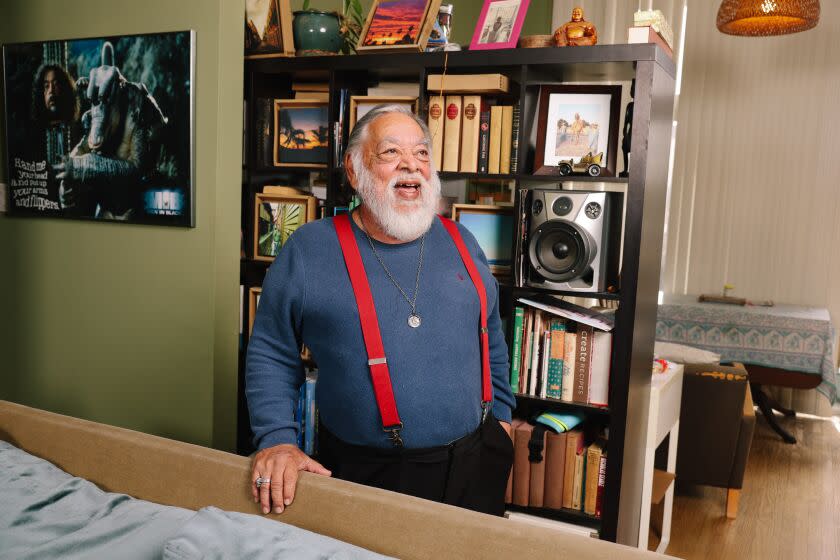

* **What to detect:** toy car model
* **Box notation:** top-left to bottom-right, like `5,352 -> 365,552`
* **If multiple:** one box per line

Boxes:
557,152 -> 603,177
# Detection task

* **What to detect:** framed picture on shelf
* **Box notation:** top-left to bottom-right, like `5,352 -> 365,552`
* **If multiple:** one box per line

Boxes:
244,0 -> 295,56
534,85 -> 621,177
469,0 -> 530,51
451,204 -> 515,277
248,287 -> 262,336
349,95 -> 418,131
273,100 -> 329,168
356,0 -> 442,53
253,192 -> 317,262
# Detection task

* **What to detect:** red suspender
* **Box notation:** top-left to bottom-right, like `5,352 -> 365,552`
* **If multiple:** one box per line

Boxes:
333,213 -> 492,447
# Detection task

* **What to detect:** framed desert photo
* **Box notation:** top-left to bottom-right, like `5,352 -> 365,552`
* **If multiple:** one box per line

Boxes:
534,85 -> 621,177
253,192 -> 317,261
273,100 -> 329,168
451,204 -> 514,277
245,0 -> 295,57
248,287 -> 262,336
357,0 -> 442,53
2,31 -> 195,227
349,95 -> 418,131
469,0 -> 530,50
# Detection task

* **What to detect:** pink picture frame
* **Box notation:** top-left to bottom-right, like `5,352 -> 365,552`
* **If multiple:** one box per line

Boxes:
469,0 -> 530,51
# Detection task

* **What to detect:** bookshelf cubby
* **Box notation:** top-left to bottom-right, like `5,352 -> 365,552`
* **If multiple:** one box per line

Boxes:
241,44 -> 675,547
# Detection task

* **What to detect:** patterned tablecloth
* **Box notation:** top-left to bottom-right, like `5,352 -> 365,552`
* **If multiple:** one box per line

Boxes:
656,294 -> 838,404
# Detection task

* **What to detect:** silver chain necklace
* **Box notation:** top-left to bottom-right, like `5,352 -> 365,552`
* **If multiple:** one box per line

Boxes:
359,214 -> 425,328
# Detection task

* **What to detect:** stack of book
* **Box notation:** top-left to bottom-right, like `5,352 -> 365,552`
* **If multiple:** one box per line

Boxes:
426,74 -> 520,174
510,298 -> 613,407
628,9 -> 674,59
508,420 -> 607,518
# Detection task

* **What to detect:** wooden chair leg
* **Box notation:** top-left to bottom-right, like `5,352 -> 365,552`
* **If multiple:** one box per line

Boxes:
726,488 -> 741,519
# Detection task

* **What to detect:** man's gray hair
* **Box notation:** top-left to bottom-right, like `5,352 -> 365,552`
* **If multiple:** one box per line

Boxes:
345,104 -> 433,163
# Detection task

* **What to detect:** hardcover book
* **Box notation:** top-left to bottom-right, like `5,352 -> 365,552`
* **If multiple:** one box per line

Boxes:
543,430 -> 568,509
499,105 -> 513,174
574,325 -> 594,404
562,428 -> 584,508
488,105 -> 503,174
459,95 -> 481,173
427,95 -> 445,169
442,96 -> 462,172
546,319 -> 566,399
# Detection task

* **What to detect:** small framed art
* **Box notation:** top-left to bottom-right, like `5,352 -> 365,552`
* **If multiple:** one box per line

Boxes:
534,85 -> 621,177
451,204 -> 514,277
244,0 -> 295,57
349,95 -> 418,131
253,192 -> 317,261
469,0 -> 530,51
248,287 -> 262,336
356,0 -> 442,53
273,100 -> 329,168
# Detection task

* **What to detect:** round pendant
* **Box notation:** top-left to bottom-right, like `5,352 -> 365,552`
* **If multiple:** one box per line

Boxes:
408,314 -> 421,328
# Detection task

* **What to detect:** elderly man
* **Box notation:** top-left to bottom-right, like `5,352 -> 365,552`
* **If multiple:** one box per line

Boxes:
246,105 -> 515,518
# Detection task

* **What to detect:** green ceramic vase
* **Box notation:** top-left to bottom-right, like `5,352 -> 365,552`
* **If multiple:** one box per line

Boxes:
292,10 -> 343,56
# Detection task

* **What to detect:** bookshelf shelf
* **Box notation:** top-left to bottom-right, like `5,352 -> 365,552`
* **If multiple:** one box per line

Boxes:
506,504 -> 602,530
242,45 -> 675,547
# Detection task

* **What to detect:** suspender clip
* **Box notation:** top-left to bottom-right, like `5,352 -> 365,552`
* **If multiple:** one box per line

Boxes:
384,422 -> 404,448
481,401 -> 492,423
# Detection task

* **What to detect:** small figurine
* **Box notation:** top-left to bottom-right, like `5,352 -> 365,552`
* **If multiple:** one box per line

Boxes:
553,7 -> 598,47
619,79 -> 634,178
558,152 -> 603,177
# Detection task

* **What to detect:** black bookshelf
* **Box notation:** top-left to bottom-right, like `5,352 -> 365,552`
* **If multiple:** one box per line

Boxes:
241,45 -> 675,546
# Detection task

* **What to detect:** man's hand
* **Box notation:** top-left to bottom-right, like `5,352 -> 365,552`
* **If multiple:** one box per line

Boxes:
250,444 -> 331,515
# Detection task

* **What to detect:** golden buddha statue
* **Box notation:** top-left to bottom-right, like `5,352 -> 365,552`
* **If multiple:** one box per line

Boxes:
553,7 -> 598,47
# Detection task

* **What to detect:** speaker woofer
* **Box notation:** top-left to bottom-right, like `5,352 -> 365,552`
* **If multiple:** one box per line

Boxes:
528,220 -> 595,282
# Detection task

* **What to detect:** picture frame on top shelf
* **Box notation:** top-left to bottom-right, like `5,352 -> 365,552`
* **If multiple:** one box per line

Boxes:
451,204 -> 515,278
356,0 -> 442,53
245,0 -> 295,57
349,95 -> 419,131
534,85 -> 621,177
253,192 -> 317,262
469,0 -> 530,51
273,100 -> 329,168
248,287 -> 262,336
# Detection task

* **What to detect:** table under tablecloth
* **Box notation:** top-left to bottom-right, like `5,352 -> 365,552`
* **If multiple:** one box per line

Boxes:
656,294 -> 838,404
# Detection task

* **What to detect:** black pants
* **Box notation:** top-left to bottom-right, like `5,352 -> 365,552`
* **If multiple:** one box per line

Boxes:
318,417 -> 514,516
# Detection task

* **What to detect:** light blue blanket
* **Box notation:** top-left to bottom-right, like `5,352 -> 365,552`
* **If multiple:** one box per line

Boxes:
0,441 -> 392,559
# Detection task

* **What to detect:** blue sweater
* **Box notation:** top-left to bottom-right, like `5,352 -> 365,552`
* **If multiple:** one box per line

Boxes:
245,215 -> 515,449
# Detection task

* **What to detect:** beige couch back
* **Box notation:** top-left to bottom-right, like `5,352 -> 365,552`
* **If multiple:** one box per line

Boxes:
0,400 -> 666,559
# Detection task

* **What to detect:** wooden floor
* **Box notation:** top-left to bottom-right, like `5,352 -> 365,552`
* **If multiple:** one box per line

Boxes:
661,410 -> 840,559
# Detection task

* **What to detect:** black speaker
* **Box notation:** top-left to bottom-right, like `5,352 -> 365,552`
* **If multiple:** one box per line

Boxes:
526,189 -> 621,293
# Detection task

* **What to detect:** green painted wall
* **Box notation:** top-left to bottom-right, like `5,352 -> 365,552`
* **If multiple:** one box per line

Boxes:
0,0 -> 243,451
297,0 -> 554,46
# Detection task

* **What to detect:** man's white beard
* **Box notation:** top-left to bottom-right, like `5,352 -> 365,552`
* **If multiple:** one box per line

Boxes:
353,156 -> 441,242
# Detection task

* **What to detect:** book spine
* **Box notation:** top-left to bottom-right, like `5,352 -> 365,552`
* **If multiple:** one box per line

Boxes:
488,105 -> 503,174
510,103 -> 521,174
573,325 -> 594,404
257,98 -> 273,167
500,105 -> 513,174
561,331 -> 577,402
562,429 -> 583,508
588,331 -> 612,406
539,330 -> 551,399
304,378 -> 317,455
510,306 -> 525,392
442,96 -> 462,172
512,420 -> 532,506
296,384 -> 305,450
542,431 -> 567,509
529,428 -> 547,507
519,308 -> 533,394
427,95 -> 445,170
584,443 -> 601,515
571,450 -> 584,510
529,311 -> 544,396
546,319 -> 566,399
459,95 -> 481,173
477,101 -> 491,173
595,452 -> 607,519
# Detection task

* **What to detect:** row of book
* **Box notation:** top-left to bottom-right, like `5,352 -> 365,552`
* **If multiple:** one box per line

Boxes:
510,304 -> 612,407
506,419 -> 607,518
427,96 -> 519,175
294,373 -> 319,456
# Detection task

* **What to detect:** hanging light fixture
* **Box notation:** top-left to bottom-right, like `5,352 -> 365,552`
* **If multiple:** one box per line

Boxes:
717,0 -> 820,36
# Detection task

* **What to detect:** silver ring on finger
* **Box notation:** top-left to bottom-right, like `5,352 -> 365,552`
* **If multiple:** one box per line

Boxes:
255,476 -> 271,489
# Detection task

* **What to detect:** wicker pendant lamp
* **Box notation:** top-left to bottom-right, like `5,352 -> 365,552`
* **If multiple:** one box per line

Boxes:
717,0 -> 820,36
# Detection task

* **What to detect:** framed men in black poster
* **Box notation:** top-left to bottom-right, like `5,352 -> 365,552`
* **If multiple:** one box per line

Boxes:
2,30 -> 195,226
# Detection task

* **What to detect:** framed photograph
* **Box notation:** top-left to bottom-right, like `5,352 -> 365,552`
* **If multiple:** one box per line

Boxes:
248,287 -> 262,336
2,31 -> 195,227
253,192 -> 317,261
244,0 -> 295,57
451,204 -> 514,277
273,100 -> 329,168
349,95 -> 418,131
534,85 -> 621,177
469,0 -> 530,51
356,0 -> 442,53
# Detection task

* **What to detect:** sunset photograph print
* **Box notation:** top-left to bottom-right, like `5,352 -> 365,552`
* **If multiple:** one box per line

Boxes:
362,0 -> 428,47
276,106 -> 328,165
